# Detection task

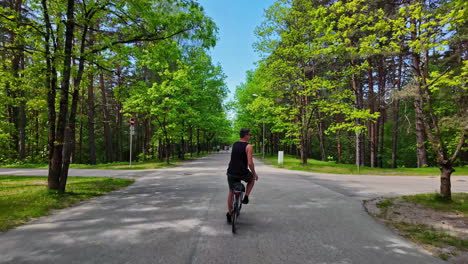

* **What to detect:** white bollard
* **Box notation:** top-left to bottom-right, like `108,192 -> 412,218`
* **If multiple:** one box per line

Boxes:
278,151 -> 284,165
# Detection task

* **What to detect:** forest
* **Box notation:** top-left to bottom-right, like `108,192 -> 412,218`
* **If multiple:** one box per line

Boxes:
233,0 -> 467,198
0,0 -> 232,191
0,0 -> 467,198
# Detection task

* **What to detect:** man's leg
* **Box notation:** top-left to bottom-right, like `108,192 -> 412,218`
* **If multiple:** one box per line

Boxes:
245,180 -> 255,196
227,190 -> 233,213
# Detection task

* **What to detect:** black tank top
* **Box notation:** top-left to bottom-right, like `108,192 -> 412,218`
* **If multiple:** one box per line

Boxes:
227,141 -> 249,175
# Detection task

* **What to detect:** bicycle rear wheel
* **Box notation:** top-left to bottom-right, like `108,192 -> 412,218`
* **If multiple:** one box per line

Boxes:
231,196 -> 239,233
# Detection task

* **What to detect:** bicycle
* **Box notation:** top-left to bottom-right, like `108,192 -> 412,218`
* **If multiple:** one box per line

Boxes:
231,182 -> 245,234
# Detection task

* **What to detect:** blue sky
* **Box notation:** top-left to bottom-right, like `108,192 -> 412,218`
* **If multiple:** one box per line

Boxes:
196,0 -> 276,103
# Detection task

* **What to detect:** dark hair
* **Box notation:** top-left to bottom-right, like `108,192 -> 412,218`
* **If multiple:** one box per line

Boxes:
240,128 -> 250,138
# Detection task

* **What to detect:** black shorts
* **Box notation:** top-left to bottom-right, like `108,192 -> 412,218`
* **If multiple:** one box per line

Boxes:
227,171 -> 253,190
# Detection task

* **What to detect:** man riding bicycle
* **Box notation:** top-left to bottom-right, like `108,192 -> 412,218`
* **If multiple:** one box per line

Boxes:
226,128 -> 259,223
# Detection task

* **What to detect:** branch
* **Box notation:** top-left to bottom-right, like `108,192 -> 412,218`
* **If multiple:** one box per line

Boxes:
107,5 -> 141,28
0,46 -> 35,55
0,13 -> 45,36
90,60 -> 115,74
450,131 -> 467,163
424,67 -> 451,90
89,26 -> 196,54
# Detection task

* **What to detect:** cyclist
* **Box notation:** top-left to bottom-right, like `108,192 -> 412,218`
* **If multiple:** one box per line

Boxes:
226,128 -> 259,223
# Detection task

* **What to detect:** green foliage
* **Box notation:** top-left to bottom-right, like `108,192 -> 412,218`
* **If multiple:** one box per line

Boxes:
234,0 -> 467,171
0,0 -> 231,165
120,44 -> 231,151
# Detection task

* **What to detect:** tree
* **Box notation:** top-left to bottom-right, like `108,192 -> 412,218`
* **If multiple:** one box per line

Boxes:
390,0 -> 467,199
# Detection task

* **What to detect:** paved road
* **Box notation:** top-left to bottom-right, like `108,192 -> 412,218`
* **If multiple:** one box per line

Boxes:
0,153 -> 457,263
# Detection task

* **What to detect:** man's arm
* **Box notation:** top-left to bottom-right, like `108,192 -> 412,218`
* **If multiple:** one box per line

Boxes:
246,144 -> 258,181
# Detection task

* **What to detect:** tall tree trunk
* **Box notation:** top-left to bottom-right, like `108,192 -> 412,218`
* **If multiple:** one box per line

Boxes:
351,60 -> 364,166
60,17 -> 89,192
179,137 -> 185,160
189,126 -> 193,157
78,88 -> 84,164
178,121 -> 185,159
337,129 -> 342,163
197,128 -> 200,155
368,65 -> 376,167
378,113 -> 385,168
158,138 -> 164,162
87,73 -> 96,164
17,53 -> 26,161
48,0 -> 75,191
116,67 -> 123,161
318,118 -> 326,161
391,54 -> 403,168
414,98 -> 428,167
391,103 -> 400,168
99,72 -> 113,163
356,130 -> 360,169
377,57 -> 386,168
142,118 -> 151,161
299,94 -> 308,165
34,112 -> 39,163
411,16 -> 428,168
17,85 -> 26,161
4,79 -> 16,157
117,102 -> 123,161
8,0 -> 26,160
300,134 -> 308,165
42,0 -> 57,185
165,135 -> 170,164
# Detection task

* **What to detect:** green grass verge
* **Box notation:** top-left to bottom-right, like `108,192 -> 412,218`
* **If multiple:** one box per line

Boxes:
0,161 -> 176,170
0,152 -> 211,170
0,176 -> 134,232
0,163 -> 48,169
260,154 -> 468,176
374,193 -> 468,260
392,222 -> 468,258
401,193 -> 468,216
375,197 -> 396,217
70,160 -> 180,170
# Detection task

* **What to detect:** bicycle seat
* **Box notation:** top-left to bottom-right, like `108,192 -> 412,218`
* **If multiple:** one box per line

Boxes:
232,182 -> 245,193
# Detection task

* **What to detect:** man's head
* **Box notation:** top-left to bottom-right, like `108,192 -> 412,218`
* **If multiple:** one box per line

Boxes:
240,128 -> 251,139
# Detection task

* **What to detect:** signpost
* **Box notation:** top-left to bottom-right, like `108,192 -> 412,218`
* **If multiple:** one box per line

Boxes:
130,118 -> 135,166
278,151 -> 284,165
356,130 -> 360,174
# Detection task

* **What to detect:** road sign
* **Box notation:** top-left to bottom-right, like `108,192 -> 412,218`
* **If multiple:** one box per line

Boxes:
129,125 -> 134,166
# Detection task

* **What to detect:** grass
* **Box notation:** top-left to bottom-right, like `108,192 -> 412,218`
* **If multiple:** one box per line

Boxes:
260,154 -> 468,176
0,163 -> 48,169
392,222 -> 468,256
376,198 -> 395,209
373,197 -> 398,218
372,193 -> 468,260
0,176 -> 134,232
0,152 -> 210,170
401,193 -> 468,216
70,160 -> 180,170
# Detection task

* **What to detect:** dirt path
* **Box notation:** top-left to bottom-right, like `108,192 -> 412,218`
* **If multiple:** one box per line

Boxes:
364,198 -> 468,263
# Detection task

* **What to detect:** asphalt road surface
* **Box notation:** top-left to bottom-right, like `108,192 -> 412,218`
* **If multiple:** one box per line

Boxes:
1,152 -> 460,264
